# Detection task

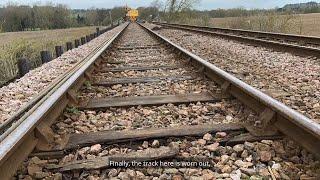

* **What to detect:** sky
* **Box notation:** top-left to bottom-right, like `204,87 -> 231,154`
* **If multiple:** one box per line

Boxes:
1,0 -> 320,10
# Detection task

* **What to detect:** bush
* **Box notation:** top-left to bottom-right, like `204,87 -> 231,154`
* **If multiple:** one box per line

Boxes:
223,13 -> 303,34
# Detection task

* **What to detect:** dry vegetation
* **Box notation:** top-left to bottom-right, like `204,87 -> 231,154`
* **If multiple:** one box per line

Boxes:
211,13 -> 320,36
0,26 -> 100,85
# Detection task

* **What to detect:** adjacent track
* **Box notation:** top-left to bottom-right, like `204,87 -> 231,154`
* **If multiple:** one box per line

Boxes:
153,22 -> 320,58
0,23 -> 320,179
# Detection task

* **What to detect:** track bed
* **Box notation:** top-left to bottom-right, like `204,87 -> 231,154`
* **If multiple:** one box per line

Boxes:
10,24 -> 320,180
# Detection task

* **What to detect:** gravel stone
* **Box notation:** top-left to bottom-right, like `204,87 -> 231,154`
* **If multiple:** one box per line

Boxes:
241,150 -> 249,158
159,173 -> 171,179
151,140 -> 160,148
172,174 -> 184,180
197,139 -> 207,146
221,165 -> 232,173
234,160 -> 253,168
90,144 -> 102,154
108,169 -> 118,177
258,168 -> 270,177
233,144 -> 244,153
230,169 -> 241,180
202,133 -> 213,141
220,155 -> 230,164
164,168 -> 179,174
53,173 -> 63,180
118,172 -> 130,180
244,142 -> 255,150
142,141 -> 149,149
259,151 -> 272,162
205,142 -> 219,152
240,168 -> 256,176
136,171 -> 145,179
215,132 -> 227,138
27,164 -> 42,176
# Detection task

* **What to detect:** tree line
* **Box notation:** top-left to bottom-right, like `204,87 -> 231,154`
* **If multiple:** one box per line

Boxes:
0,2 -> 163,33
0,3 -> 128,32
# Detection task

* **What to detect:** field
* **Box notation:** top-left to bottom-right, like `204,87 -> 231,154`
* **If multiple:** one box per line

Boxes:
0,26 -> 101,85
210,13 -> 320,37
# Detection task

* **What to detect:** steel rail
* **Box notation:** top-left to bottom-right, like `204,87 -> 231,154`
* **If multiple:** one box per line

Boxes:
139,23 -> 320,157
0,23 -> 129,179
153,22 -> 320,46
153,22 -> 320,58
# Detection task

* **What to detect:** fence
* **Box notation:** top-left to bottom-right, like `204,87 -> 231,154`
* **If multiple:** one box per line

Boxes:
0,25 -> 115,87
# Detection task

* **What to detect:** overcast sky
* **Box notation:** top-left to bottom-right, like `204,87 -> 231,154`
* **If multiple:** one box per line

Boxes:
1,0 -> 319,10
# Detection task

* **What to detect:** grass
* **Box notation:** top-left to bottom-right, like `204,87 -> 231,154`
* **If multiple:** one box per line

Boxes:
0,26 -> 102,85
210,13 -> 320,37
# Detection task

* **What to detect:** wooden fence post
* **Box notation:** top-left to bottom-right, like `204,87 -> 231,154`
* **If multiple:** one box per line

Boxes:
55,46 -> 64,57
86,35 -> 90,42
81,37 -> 86,45
66,42 -> 73,51
17,58 -> 30,77
96,27 -> 100,36
40,51 -> 52,64
75,39 -> 80,48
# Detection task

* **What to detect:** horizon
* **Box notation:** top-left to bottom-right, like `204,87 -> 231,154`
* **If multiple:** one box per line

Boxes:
1,0 -> 320,10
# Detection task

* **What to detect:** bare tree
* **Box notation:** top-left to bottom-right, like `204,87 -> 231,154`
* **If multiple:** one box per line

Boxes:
164,0 -> 201,22
166,0 -> 200,12
86,8 -> 99,26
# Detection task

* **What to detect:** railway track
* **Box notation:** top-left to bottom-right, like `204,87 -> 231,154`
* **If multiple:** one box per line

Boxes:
0,23 -> 320,179
153,22 -> 320,58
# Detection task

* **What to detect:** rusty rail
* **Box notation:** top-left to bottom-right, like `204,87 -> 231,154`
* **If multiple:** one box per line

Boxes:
153,22 -> 320,58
